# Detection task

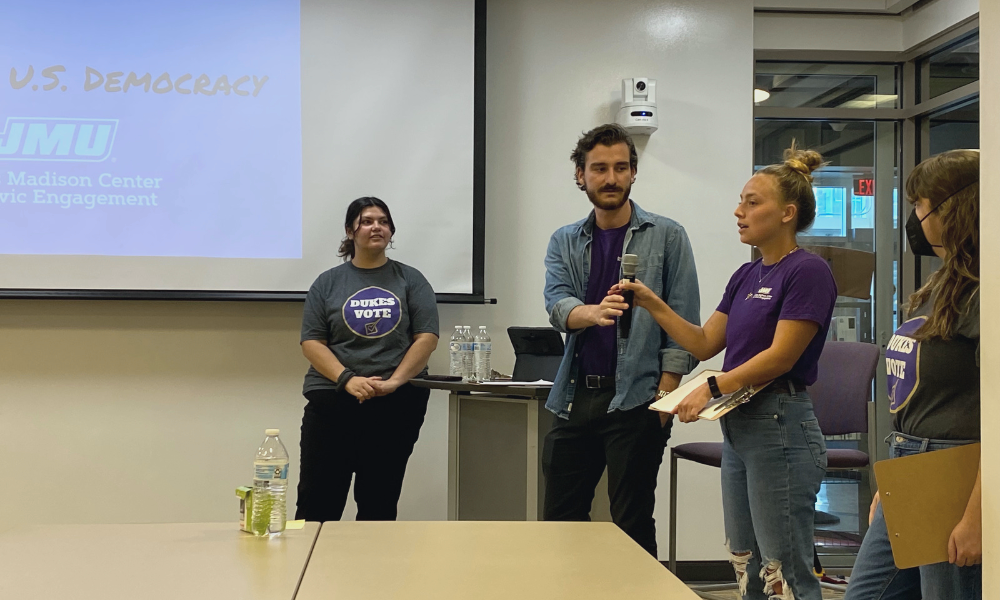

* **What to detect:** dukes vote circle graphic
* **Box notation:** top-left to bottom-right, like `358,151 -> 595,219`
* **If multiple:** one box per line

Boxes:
342,286 -> 402,338
886,316 -> 925,413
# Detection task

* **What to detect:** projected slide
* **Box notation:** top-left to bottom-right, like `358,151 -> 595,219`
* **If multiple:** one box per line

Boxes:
0,0 -> 302,259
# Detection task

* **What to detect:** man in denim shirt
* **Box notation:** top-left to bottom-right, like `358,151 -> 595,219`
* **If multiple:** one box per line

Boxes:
542,124 -> 700,556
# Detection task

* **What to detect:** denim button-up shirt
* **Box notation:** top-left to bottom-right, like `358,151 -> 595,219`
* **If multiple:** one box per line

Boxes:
543,201 -> 701,418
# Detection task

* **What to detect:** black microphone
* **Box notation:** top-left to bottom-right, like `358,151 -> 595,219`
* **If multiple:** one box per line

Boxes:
620,254 -> 639,338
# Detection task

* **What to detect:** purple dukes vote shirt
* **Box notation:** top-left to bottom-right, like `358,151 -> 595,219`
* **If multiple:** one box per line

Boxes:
716,249 -> 837,386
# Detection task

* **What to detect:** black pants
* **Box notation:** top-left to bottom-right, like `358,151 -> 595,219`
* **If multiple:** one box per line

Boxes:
542,386 -> 670,556
295,383 -> 429,522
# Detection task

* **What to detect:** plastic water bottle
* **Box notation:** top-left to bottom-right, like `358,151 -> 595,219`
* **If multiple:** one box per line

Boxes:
251,429 -> 289,536
474,326 -> 492,382
462,326 -> 475,382
449,326 -> 464,377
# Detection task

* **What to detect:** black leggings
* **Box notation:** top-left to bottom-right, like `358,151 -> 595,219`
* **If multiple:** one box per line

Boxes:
295,383 -> 429,522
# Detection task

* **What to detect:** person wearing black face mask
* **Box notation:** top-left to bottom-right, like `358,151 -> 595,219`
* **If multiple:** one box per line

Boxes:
845,149 -> 980,600
905,179 -> 978,257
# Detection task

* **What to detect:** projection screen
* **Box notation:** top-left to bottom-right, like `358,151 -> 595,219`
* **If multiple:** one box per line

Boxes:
0,0 -> 485,301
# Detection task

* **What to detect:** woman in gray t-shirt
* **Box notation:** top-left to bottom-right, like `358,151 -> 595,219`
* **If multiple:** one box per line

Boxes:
846,150 -> 981,600
295,196 -> 439,522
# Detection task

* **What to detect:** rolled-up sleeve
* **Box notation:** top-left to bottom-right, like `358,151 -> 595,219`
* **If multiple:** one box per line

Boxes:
544,232 -> 583,334
659,225 -> 701,375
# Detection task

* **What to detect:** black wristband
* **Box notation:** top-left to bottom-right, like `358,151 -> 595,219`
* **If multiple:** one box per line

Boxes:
336,369 -> 356,392
707,376 -> 723,399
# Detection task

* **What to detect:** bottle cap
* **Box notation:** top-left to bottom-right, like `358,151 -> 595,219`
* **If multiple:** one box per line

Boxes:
479,326 -> 486,329
265,428 -> 280,436
455,325 -> 462,329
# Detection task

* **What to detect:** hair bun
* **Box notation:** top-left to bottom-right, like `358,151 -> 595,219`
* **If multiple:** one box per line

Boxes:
782,143 -> 825,183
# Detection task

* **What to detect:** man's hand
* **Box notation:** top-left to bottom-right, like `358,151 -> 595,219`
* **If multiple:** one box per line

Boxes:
869,491 -> 880,526
570,297 -> 628,328
658,372 -> 681,428
609,278 -> 658,310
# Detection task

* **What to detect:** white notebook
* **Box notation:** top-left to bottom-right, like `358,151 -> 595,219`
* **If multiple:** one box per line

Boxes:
648,370 -> 771,421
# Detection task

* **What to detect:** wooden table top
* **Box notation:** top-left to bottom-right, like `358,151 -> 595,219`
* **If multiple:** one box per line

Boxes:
296,521 -> 697,600
0,522 -> 319,600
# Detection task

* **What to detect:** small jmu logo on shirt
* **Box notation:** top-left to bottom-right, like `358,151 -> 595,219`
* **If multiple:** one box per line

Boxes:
748,286 -> 773,301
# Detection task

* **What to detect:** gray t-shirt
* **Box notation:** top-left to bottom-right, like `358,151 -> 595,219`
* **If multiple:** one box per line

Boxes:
887,289 -> 980,440
300,259 -> 439,393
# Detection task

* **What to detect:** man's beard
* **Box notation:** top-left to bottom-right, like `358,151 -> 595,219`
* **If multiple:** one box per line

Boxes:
585,182 -> 631,211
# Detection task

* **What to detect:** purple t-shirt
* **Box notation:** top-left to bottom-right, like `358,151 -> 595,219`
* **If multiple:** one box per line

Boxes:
716,249 -> 837,386
577,222 -> 629,376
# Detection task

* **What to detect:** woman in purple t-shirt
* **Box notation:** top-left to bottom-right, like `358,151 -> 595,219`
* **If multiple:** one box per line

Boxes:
612,144 -> 837,600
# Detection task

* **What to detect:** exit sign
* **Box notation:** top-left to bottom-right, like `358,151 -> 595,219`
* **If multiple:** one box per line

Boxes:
853,177 -> 875,196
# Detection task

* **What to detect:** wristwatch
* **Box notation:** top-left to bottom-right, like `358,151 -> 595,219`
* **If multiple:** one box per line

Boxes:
656,390 -> 669,400
707,376 -> 723,399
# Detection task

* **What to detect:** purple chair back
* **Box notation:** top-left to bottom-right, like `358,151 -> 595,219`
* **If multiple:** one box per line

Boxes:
806,341 -> 881,436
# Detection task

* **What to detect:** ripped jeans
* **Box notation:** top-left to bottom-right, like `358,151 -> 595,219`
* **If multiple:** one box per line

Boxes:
720,384 -> 827,600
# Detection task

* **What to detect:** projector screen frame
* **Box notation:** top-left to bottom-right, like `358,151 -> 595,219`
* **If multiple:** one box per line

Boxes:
0,0 -> 488,305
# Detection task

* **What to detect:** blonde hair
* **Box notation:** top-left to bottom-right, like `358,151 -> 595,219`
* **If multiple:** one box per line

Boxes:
755,141 -> 826,232
906,149 -> 979,340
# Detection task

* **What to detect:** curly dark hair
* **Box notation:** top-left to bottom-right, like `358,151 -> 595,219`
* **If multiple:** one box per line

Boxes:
570,124 -> 638,191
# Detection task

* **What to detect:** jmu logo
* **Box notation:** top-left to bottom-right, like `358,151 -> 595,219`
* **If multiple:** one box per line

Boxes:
0,117 -> 118,162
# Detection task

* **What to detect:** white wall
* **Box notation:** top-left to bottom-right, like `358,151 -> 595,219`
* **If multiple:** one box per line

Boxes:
754,12 -> 903,51
0,300 -> 310,524
2,0 -> 750,563
755,0 -> 895,11
902,0 -> 978,50
979,0 -> 997,595
754,0 -> 978,52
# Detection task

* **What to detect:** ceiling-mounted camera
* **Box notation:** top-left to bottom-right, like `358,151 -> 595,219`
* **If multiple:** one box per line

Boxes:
616,77 -> 657,135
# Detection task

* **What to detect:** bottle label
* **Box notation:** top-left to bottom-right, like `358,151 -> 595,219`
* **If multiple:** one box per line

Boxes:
462,342 -> 473,351
254,463 -> 288,481
450,341 -> 462,352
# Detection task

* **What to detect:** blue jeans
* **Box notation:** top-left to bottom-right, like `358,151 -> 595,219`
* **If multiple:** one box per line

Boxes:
844,432 -> 981,600
720,384 -> 827,600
